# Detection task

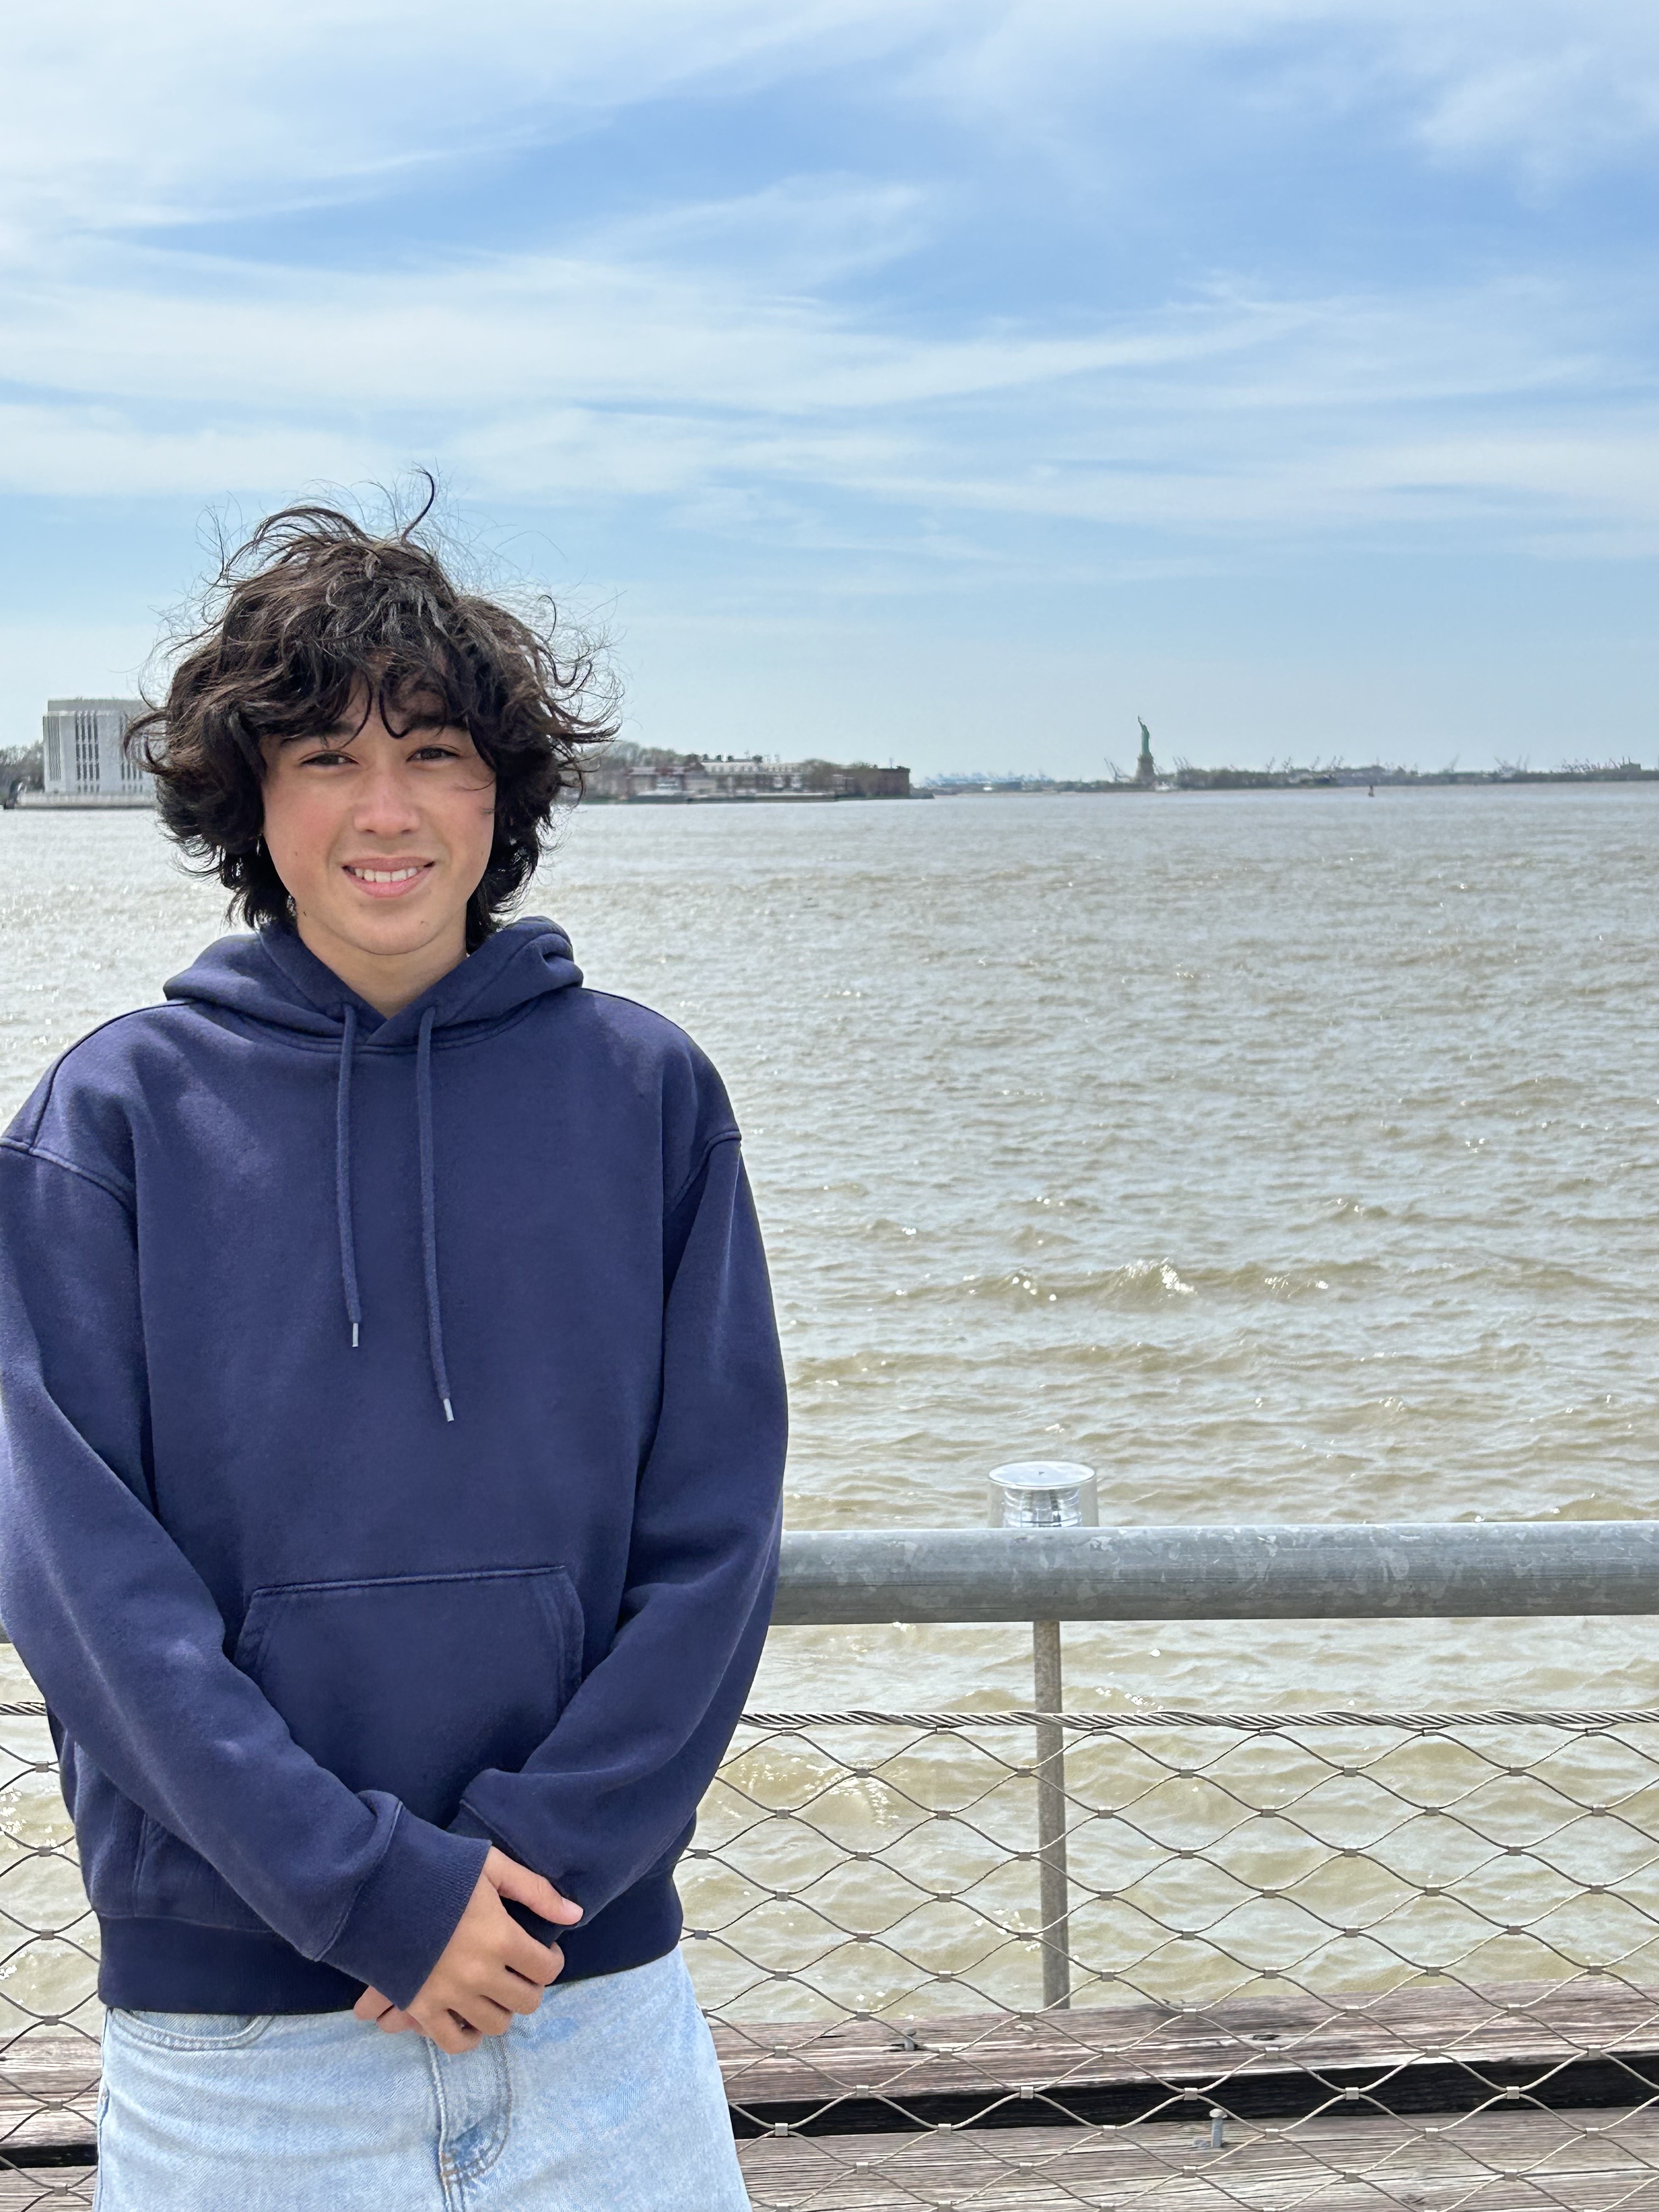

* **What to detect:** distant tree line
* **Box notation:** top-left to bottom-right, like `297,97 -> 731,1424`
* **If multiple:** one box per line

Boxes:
1,742 -> 42,798
586,740 -> 911,801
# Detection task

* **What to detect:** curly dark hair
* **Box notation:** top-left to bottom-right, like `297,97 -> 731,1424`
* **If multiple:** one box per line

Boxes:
128,493 -> 617,948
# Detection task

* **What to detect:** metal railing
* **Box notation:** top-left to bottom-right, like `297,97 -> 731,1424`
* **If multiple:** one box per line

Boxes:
2,1522 -> 1658,2210
727,1523 -> 1659,2207
771,1521 -> 1659,1623
774,1521 -> 1659,2017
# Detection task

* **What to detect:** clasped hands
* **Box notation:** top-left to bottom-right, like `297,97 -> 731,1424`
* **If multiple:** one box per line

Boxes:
353,1844 -> 582,2056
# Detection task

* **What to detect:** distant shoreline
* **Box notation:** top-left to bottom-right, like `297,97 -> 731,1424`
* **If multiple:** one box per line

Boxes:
8,793 -> 155,810
8,771 -> 1658,815
928,768 -> 1659,794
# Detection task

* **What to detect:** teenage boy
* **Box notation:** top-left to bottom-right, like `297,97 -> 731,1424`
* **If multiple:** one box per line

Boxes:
0,506 -> 786,2210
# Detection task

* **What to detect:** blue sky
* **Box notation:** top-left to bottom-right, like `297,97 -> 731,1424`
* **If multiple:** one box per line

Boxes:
4,1 -> 1659,775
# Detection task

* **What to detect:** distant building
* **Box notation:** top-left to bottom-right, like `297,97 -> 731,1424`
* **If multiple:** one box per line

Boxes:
41,699 -> 153,799
583,749 -> 911,803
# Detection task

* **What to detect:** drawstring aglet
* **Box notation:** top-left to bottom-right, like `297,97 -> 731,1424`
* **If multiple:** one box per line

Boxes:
442,1398 -> 455,1424
351,1323 -> 360,1349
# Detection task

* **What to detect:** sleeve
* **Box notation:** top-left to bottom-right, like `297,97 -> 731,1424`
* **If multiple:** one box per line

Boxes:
0,1141 -> 490,2007
443,1132 -> 788,1921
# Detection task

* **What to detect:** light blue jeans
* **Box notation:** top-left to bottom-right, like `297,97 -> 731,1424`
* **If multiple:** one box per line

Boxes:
94,1948 -> 749,2211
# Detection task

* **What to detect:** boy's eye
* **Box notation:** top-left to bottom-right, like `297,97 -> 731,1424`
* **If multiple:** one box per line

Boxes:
300,748 -> 353,767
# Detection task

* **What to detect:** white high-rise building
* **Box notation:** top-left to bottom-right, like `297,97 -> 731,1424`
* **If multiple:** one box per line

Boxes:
41,699 -> 153,798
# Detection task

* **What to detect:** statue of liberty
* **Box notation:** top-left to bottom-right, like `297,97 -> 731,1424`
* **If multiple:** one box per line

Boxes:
1135,717 -> 1155,786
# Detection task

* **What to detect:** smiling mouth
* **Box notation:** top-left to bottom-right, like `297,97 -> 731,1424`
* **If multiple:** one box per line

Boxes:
345,862 -> 432,887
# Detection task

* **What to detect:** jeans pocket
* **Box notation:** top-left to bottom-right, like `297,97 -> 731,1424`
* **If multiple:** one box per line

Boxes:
111,2009 -> 272,2051
232,1564 -> 585,1824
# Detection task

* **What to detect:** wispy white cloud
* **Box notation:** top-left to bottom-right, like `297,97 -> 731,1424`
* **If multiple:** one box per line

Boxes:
910,0 -> 1659,186
0,1 -> 962,236
583,178 -> 943,288
0,402 -> 381,500
5,227 -> 1247,417
2,238 -> 1651,558
1,1 -> 1658,604
9,0 -> 1659,249
1389,5 -> 1659,183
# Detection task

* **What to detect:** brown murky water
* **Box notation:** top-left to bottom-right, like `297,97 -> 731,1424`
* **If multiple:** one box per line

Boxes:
4,788 -> 1658,2027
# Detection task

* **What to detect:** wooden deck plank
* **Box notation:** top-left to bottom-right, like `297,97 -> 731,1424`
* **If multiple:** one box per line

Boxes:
738,2107 -> 1659,2210
4,1997 -> 1659,2200
0,2179 -> 92,2212
714,1983 -> 1659,2111
0,2041 -> 98,2152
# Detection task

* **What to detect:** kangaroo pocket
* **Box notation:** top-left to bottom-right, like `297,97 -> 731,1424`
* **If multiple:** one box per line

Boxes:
231,1563 -> 585,1825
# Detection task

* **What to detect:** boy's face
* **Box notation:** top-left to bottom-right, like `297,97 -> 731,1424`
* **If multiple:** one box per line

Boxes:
259,682 -> 497,983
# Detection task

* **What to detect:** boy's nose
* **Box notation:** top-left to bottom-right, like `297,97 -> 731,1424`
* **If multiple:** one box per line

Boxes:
353,765 -> 423,834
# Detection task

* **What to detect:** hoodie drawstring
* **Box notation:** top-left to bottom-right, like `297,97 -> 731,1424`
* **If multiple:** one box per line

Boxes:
332,1001 -> 455,1423
415,1007 -> 455,1423
335,1006 -> 363,1350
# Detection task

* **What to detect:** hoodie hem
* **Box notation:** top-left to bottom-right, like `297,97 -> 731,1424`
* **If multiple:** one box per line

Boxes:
94,1873 -> 686,2013
540,1867 -> 685,1986
97,1920 -> 366,2014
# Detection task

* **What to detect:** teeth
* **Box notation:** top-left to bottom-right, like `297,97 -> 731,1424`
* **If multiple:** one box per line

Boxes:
351,865 -> 424,883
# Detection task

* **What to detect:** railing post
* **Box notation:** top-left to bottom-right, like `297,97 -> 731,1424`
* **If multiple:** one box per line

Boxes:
1033,1617 -> 1071,2010
983,1462 -> 1094,2016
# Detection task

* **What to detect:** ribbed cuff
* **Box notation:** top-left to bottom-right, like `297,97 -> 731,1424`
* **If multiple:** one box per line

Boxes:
443,1799 -> 588,1946
319,1810 -> 491,2007
446,1800 -> 494,1844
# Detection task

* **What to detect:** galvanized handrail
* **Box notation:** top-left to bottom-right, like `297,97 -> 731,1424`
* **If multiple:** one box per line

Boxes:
4,1523 -> 1652,1645
770,1521 -> 1659,1623
770,1520 -> 1659,2011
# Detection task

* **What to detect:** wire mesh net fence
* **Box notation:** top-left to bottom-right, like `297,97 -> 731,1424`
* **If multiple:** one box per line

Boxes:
688,1706 -> 1659,2209
5,1696 -> 1659,2206
0,1696 -> 101,2210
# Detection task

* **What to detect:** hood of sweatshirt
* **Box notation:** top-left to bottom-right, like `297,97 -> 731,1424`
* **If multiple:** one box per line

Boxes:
163,918 -> 584,1423
163,914 -> 584,1043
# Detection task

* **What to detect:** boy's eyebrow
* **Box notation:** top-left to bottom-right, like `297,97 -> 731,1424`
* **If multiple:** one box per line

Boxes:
273,696 -> 453,746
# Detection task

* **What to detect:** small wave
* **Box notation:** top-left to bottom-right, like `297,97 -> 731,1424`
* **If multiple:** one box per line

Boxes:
866,1257 -> 1386,1312
957,1258 -> 1204,1309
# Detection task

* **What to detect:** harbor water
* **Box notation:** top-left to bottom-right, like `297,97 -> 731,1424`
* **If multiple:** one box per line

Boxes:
3,787 -> 1657,1716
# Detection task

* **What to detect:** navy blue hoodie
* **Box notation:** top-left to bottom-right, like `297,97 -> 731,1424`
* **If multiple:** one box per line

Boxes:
0,917 -> 786,2015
